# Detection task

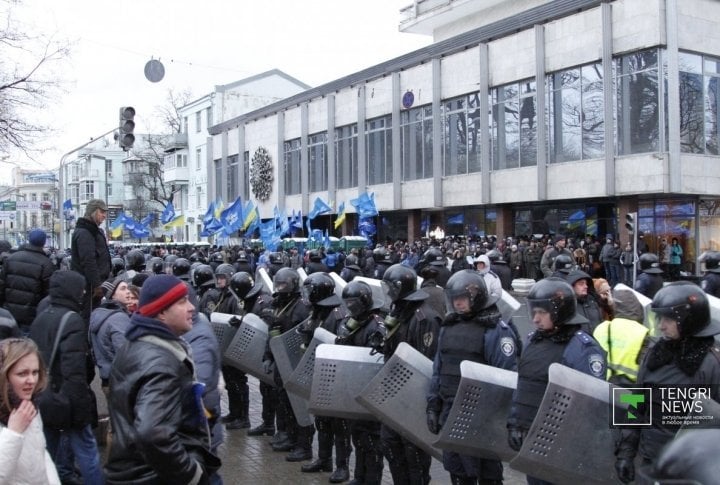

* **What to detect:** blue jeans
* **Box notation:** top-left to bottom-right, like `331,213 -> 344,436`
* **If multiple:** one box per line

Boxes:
45,425 -> 105,485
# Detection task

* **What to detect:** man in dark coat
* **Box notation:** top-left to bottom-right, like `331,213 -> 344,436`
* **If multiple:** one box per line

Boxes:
71,199 -> 112,320
30,269 -> 104,484
0,228 -> 55,334
105,274 -> 220,483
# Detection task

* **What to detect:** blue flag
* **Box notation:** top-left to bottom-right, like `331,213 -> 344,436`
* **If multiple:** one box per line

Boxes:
220,196 -> 244,234
307,197 -> 332,220
350,192 -> 378,219
140,213 -> 155,227
448,213 -> 464,225
62,199 -> 75,221
161,202 -> 176,225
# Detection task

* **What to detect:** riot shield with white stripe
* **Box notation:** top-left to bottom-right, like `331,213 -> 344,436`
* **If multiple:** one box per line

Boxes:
258,267 -> 274,295
269,323 -> 314,426
432,361 -> 518,462
498,290 -> 521,325
222,313 -> 275,386
356,342 -> 443,461
309,343 -> 384,421
509,363 -> 619,484
297,267 -> 308,283
285,327 -> 337,399
209,312 -> 239,354
329,272 -> 347,300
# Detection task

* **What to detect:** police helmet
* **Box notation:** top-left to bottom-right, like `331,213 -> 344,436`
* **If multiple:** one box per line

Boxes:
373,247 -> 390,263
236,251 -> 249,263
342,280 -> 374,318
273,267 -> 301,295
344,254 -> 360,270
526,277 -> 587,327
111,257 -> 126,277
382,264 -> 426,302
639,253 -> 663,274
419,247 -> 446,267
210,252 -> 224,264
229,271 -> 262,300
553,254 -> 575,274
308,249 -> 323,263
486,249 -> 504,264
192,264 -> 216,288
148,256 -> 164,275
704,251 -> 720,274
650,281 -> 720,337
444,270 -> 488,316
301,272 -> 340,307
125,249 -> 146,272
172,258 -> 192,280
163,254 -> 178,273
215,263 -> 235,280
268,252 -> 285,266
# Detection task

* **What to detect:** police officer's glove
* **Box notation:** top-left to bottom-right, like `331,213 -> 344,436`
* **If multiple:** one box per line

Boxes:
228,316 -> 243,328
507,428 -> 526,452
262,360 -> 276,374
260,308 -> 277,326
614,458 -> 634,484
426,411 -> 440,435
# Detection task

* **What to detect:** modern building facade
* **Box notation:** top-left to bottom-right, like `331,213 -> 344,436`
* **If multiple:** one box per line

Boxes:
205,0 -> 720,273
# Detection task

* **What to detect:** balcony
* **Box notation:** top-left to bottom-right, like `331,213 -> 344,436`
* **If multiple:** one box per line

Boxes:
164,132 -> 188,153
399,0 -> 506,36
164,165 -> 189,184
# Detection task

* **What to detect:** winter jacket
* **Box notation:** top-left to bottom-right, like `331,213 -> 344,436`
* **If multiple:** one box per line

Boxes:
0,414 -> 61,485
29,270 -> 96,430
89,301 -> 131,383
0,244 -> 55,328
70,217 -> 111,292
105,313 -> 220,484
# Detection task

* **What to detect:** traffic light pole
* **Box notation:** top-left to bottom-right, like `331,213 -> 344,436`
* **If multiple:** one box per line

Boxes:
625,211 -> 638,288
57,127 -> 116,250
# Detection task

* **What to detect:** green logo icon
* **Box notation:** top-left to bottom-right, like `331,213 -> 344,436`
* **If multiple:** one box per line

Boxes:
620,393 -> 645,420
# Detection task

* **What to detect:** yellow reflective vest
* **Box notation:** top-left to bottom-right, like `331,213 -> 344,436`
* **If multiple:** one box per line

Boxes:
593,317 -> 649,382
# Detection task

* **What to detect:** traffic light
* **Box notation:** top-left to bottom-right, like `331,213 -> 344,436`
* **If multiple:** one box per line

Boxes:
118,106 -> 135,151
625,212 -> 636,233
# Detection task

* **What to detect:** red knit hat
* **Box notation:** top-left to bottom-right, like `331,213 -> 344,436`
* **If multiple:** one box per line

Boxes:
137,274 -> 188,317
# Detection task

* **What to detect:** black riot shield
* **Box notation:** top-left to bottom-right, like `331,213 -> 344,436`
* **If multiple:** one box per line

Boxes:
309,343 -> 384,421
285,327 -> 337,399
209,312 -> 239,354
356,342 -> 442,461
432,361 -> 518,462
222,313 -> 275,386
509,363 -> 618,484
269,323 -> 313,426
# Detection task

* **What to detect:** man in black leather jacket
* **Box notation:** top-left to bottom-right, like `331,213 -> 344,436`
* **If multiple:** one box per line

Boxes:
105,274 -> 220,484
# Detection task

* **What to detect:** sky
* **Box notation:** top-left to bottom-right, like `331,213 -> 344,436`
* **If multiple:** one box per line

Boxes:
2,0 -> 431,180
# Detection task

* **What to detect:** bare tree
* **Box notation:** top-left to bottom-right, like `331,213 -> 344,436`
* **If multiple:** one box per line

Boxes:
153,88 -> 193,134
0,0 -> 70,155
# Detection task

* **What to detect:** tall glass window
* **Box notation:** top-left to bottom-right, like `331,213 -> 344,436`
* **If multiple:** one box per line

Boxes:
335,124 -> 358,189
308,132 -> 328,192
214,159 -> 222,200
675,52 -> 720,154
547,63 -> 604,163
616,49 -> 661,155
443,93 -> 482,175
284,138 -> 301,195
400,105 -> 433,181
243,151 -> 250,198
366,116 -> 392,184
227,154 -> 238,200
492,80 -> 537,170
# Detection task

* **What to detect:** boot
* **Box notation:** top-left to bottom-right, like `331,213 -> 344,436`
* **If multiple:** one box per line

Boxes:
225,418 -> 250,430
247,422 -> 275,436
270,431 -> 288,445
329,466 -> 350,483
301,458 -> 333,473
271,438 -> 294,452
286,446 -> 312,462
451,474 -> 478,485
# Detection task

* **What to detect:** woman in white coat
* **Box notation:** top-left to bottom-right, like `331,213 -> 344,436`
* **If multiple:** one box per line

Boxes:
0,337 -> 60,485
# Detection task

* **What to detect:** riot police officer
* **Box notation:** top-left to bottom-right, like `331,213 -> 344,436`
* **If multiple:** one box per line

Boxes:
336,281 -> 386,485
296,273 -> 350,482
261,268 -> 314,461
110,257 -> 125,277
507,277 -> 606,484
700,250 -> 720,298
172,257 -> 192,282
376,264 -> 443,485
340,254 -> 363,283
487,249 -> 512,291
147,256 -> 164,275
372,247 -> 393,280
416,247 -> 449,317
615,282 -> 720,484
550,253 -> 574,278
635,252 -> 664,299
193,264 -> 219,317
427,270 -> 519,485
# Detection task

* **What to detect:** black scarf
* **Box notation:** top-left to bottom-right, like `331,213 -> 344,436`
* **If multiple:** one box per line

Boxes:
530,324 -> 579,344
442,305 -> 501,327
646,336 -> 714,376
